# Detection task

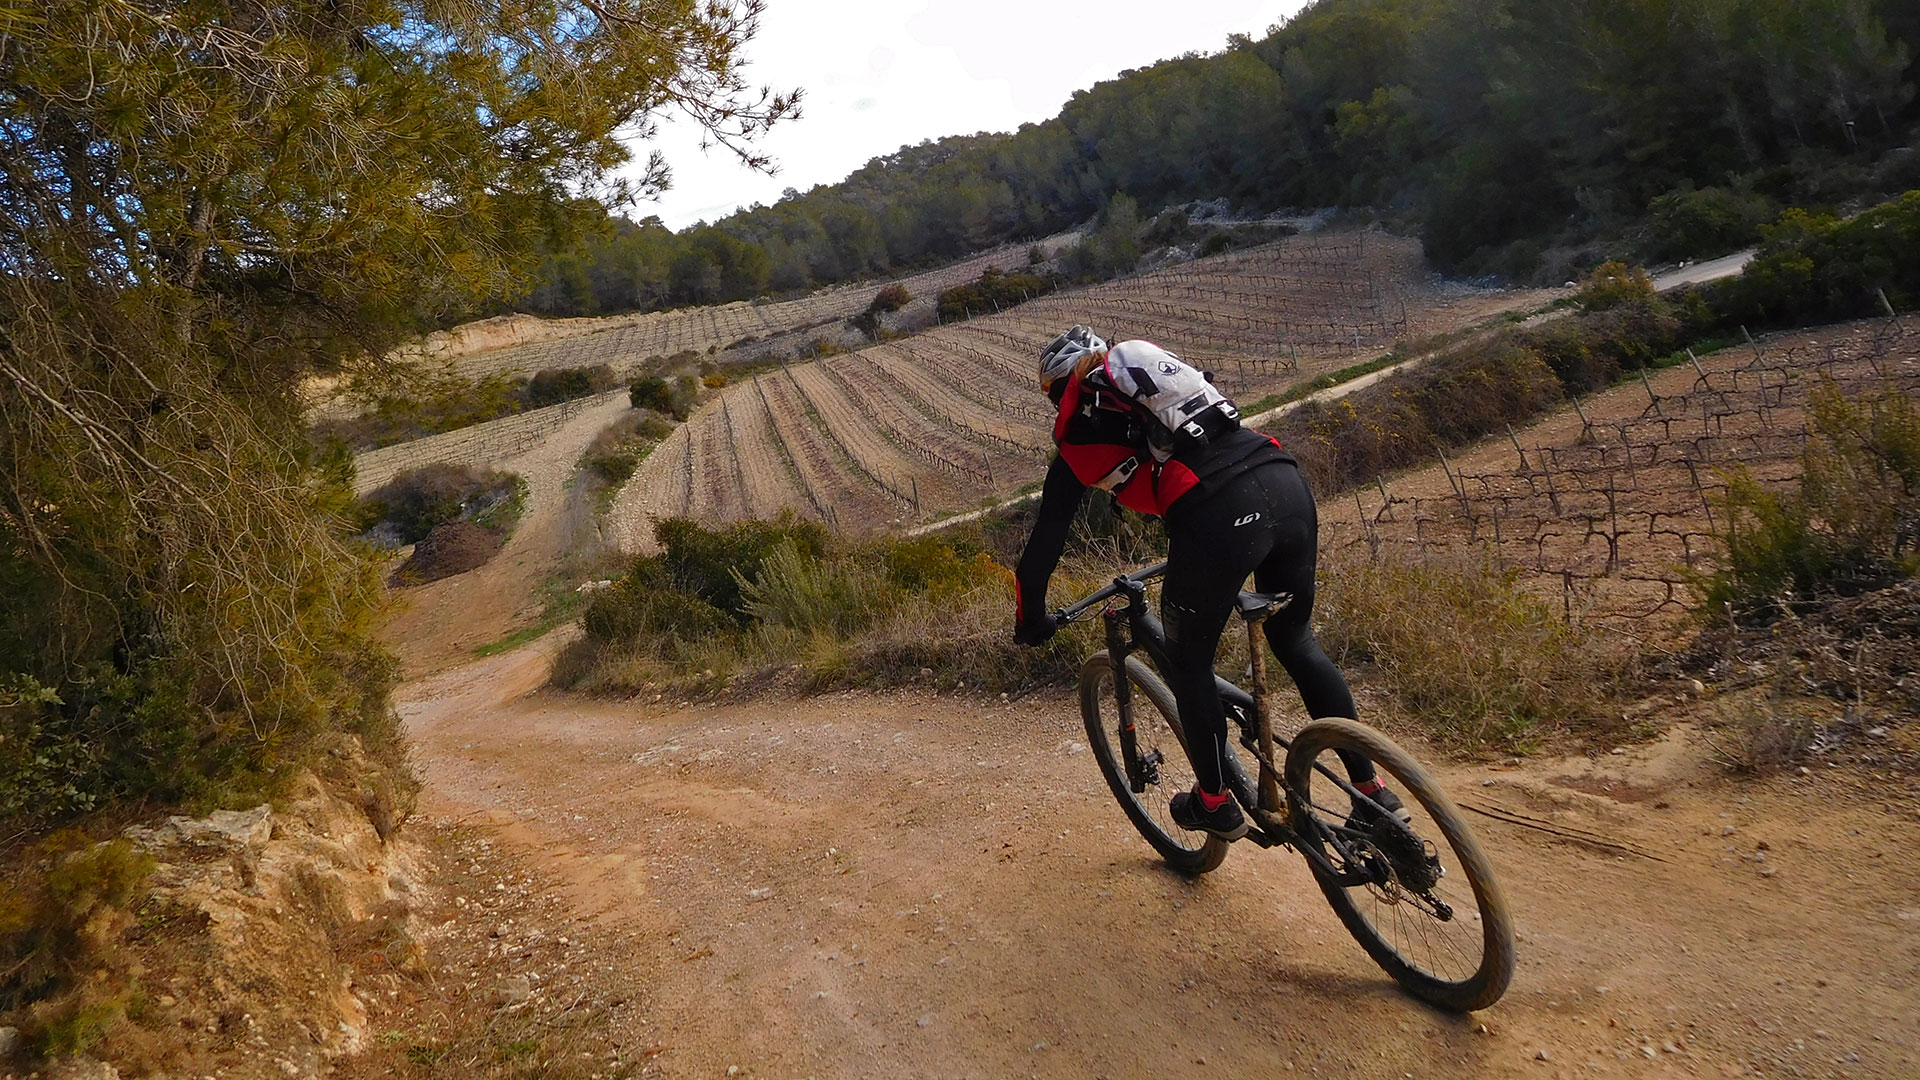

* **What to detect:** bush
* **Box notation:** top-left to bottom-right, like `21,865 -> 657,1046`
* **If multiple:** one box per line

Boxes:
1645,186 -> 1779,263
527,363 -> 614,407
1,836 -> 154,1035
361,464 -> 524,545
629,375 -> 697,420
1701,381 -> 1920,621
1573,261 -> 1655,313
1316,548 -> 1624,752
935,266 -> 1057,322
558,519 -> 1092,695
1703,192 -> 1920,330
869,283 -> 911,313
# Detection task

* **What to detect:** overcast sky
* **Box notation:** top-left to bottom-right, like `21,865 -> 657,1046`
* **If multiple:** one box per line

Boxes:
629,0 -> 1310,231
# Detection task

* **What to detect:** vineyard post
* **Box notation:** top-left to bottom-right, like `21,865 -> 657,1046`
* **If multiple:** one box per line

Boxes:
1570,394 -> 1594,441
911,476 -> 921,518
1374,475 -> 1393,521
1640,368 -> 1663,415
1684,458 -> 1715,527
1879,286 -> 1897,319
1505,423 -> 1530,472
1687,348 -> 1709,388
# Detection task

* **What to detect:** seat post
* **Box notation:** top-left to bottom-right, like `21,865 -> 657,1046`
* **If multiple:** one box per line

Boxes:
1244,610 -> 1282,815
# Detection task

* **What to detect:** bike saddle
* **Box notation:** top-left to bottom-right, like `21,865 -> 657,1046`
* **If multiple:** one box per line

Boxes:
1234,590 -> 1293,620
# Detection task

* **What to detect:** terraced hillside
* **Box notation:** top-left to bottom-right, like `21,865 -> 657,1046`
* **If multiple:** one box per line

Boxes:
444,240 -> 1066,382
609,231 -> 1559,549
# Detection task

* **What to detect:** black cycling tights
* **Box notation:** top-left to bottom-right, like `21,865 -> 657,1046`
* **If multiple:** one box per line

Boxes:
1160,461 -> 1375,795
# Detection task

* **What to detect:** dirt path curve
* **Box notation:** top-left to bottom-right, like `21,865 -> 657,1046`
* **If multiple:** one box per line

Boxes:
381,394 -> 629,676
398,648 -> 1919,1079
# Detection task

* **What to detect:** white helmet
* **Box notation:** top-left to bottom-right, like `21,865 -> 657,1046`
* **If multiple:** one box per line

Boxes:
1037,325 -> 1106,390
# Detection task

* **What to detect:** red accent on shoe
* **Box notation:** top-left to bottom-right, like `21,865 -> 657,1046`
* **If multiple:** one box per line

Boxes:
1353,779 -> 1385,795
1197,788 -> 1230,812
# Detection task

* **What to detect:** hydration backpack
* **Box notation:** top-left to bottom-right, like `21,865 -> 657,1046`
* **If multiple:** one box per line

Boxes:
1092,340 -> 1241,456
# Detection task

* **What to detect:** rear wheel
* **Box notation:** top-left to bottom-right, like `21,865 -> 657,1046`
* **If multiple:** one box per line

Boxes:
1284,718 -> 1515,1011
1079,652 -> 1227,876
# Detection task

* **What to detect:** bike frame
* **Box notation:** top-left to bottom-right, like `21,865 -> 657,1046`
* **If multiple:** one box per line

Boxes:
1058,563 -> 1384,887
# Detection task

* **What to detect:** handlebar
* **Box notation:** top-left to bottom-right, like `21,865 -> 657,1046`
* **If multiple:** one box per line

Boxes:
1054,560 -> 1168,625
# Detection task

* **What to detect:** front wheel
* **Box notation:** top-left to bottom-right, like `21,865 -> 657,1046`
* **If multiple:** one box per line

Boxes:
1284,718 -> 1515,1011
1079,652 -> 1227,876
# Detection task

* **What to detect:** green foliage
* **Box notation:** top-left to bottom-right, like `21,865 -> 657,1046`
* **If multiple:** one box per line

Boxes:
628,375 -> 697,420
936,267 -> 1058,322
560,520 -> 1089,694
316,367 -> 534,451
527,364 -> 616,408
1574,262 -> 1656,313
1281,335 -> 1564,492
1701,381 -> 1920,620
1702,191 -> 1920,329
361,465 -> 524,546
2,836 -> 154,1025
1317,549 -> 1624,752
1060,194 -> 1144,282
1646,186 -> 1780,262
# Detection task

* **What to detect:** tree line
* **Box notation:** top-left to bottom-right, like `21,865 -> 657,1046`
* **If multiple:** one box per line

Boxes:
519,0 -> 1918,319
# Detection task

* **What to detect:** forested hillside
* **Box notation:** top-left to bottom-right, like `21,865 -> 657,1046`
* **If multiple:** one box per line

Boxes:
524,0 -> 1918,317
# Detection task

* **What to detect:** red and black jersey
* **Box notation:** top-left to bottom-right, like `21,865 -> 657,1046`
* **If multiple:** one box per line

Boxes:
1014,345 -> 1293,623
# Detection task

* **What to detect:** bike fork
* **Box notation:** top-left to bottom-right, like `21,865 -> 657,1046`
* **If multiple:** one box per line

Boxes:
1104,609 -> 1149,793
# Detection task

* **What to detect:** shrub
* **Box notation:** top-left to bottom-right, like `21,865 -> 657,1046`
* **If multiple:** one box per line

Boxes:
558,520 -> 1093,694
1701,381 -> 1920,621
361,464 -> 523,545
629,375 -> 697,419
1645,186 -> 1779,263
869,283 -> 911,313
527,363 -> 614,407
1703,192 -> 1920,330
936,266 -> 1057,322
1316,547 -> 1624,752
1574,261 -> 1655,313
1,835 -> 154,1027
702,372 -> 729,389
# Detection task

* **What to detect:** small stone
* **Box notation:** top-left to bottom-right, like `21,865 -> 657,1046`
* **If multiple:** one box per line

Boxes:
747,888 -> 774,902
919,668 -> 934,678
1756,840 -> 1771,851
492,975 -> 533,1007
917,1015 -> 932,1028
1798,766 -> 1812,776
1032,1042 -> 1048,1052
1534,1049 -> 1551,1062
1609,748 -> 1626,756
1688,678 -> 1706,697
1482,779 -> 1497,787
492,923 -> 511,938
0,1026 -> 18,1058
726,1067 -> 741,1077
1664,1042 -> 1681,1053
1642,1046 -> 1658,1059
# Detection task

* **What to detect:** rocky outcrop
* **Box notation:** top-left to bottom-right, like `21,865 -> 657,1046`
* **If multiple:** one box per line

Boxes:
20,744 -> 427,1080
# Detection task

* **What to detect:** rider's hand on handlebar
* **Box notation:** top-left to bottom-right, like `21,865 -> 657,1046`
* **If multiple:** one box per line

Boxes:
1012,613 -> 1060,648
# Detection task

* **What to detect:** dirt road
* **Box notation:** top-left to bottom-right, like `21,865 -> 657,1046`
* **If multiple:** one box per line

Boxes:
397,643 -> 1919,1079
380,394 -> 628,676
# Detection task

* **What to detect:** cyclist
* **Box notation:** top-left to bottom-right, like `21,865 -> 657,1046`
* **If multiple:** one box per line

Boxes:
1011,325 -> 1400,840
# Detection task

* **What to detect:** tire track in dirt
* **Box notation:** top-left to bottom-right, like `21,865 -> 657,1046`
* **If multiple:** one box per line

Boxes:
400,648 -> 1920,1080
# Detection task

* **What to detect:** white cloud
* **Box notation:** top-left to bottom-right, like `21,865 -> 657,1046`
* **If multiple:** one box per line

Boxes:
628,0 -> 1307,230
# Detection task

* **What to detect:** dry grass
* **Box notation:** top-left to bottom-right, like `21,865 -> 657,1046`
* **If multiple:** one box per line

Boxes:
1315,545 -> 1631,753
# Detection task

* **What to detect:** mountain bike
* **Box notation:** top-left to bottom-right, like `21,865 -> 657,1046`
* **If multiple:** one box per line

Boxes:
1056,561 -> 1515,1012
